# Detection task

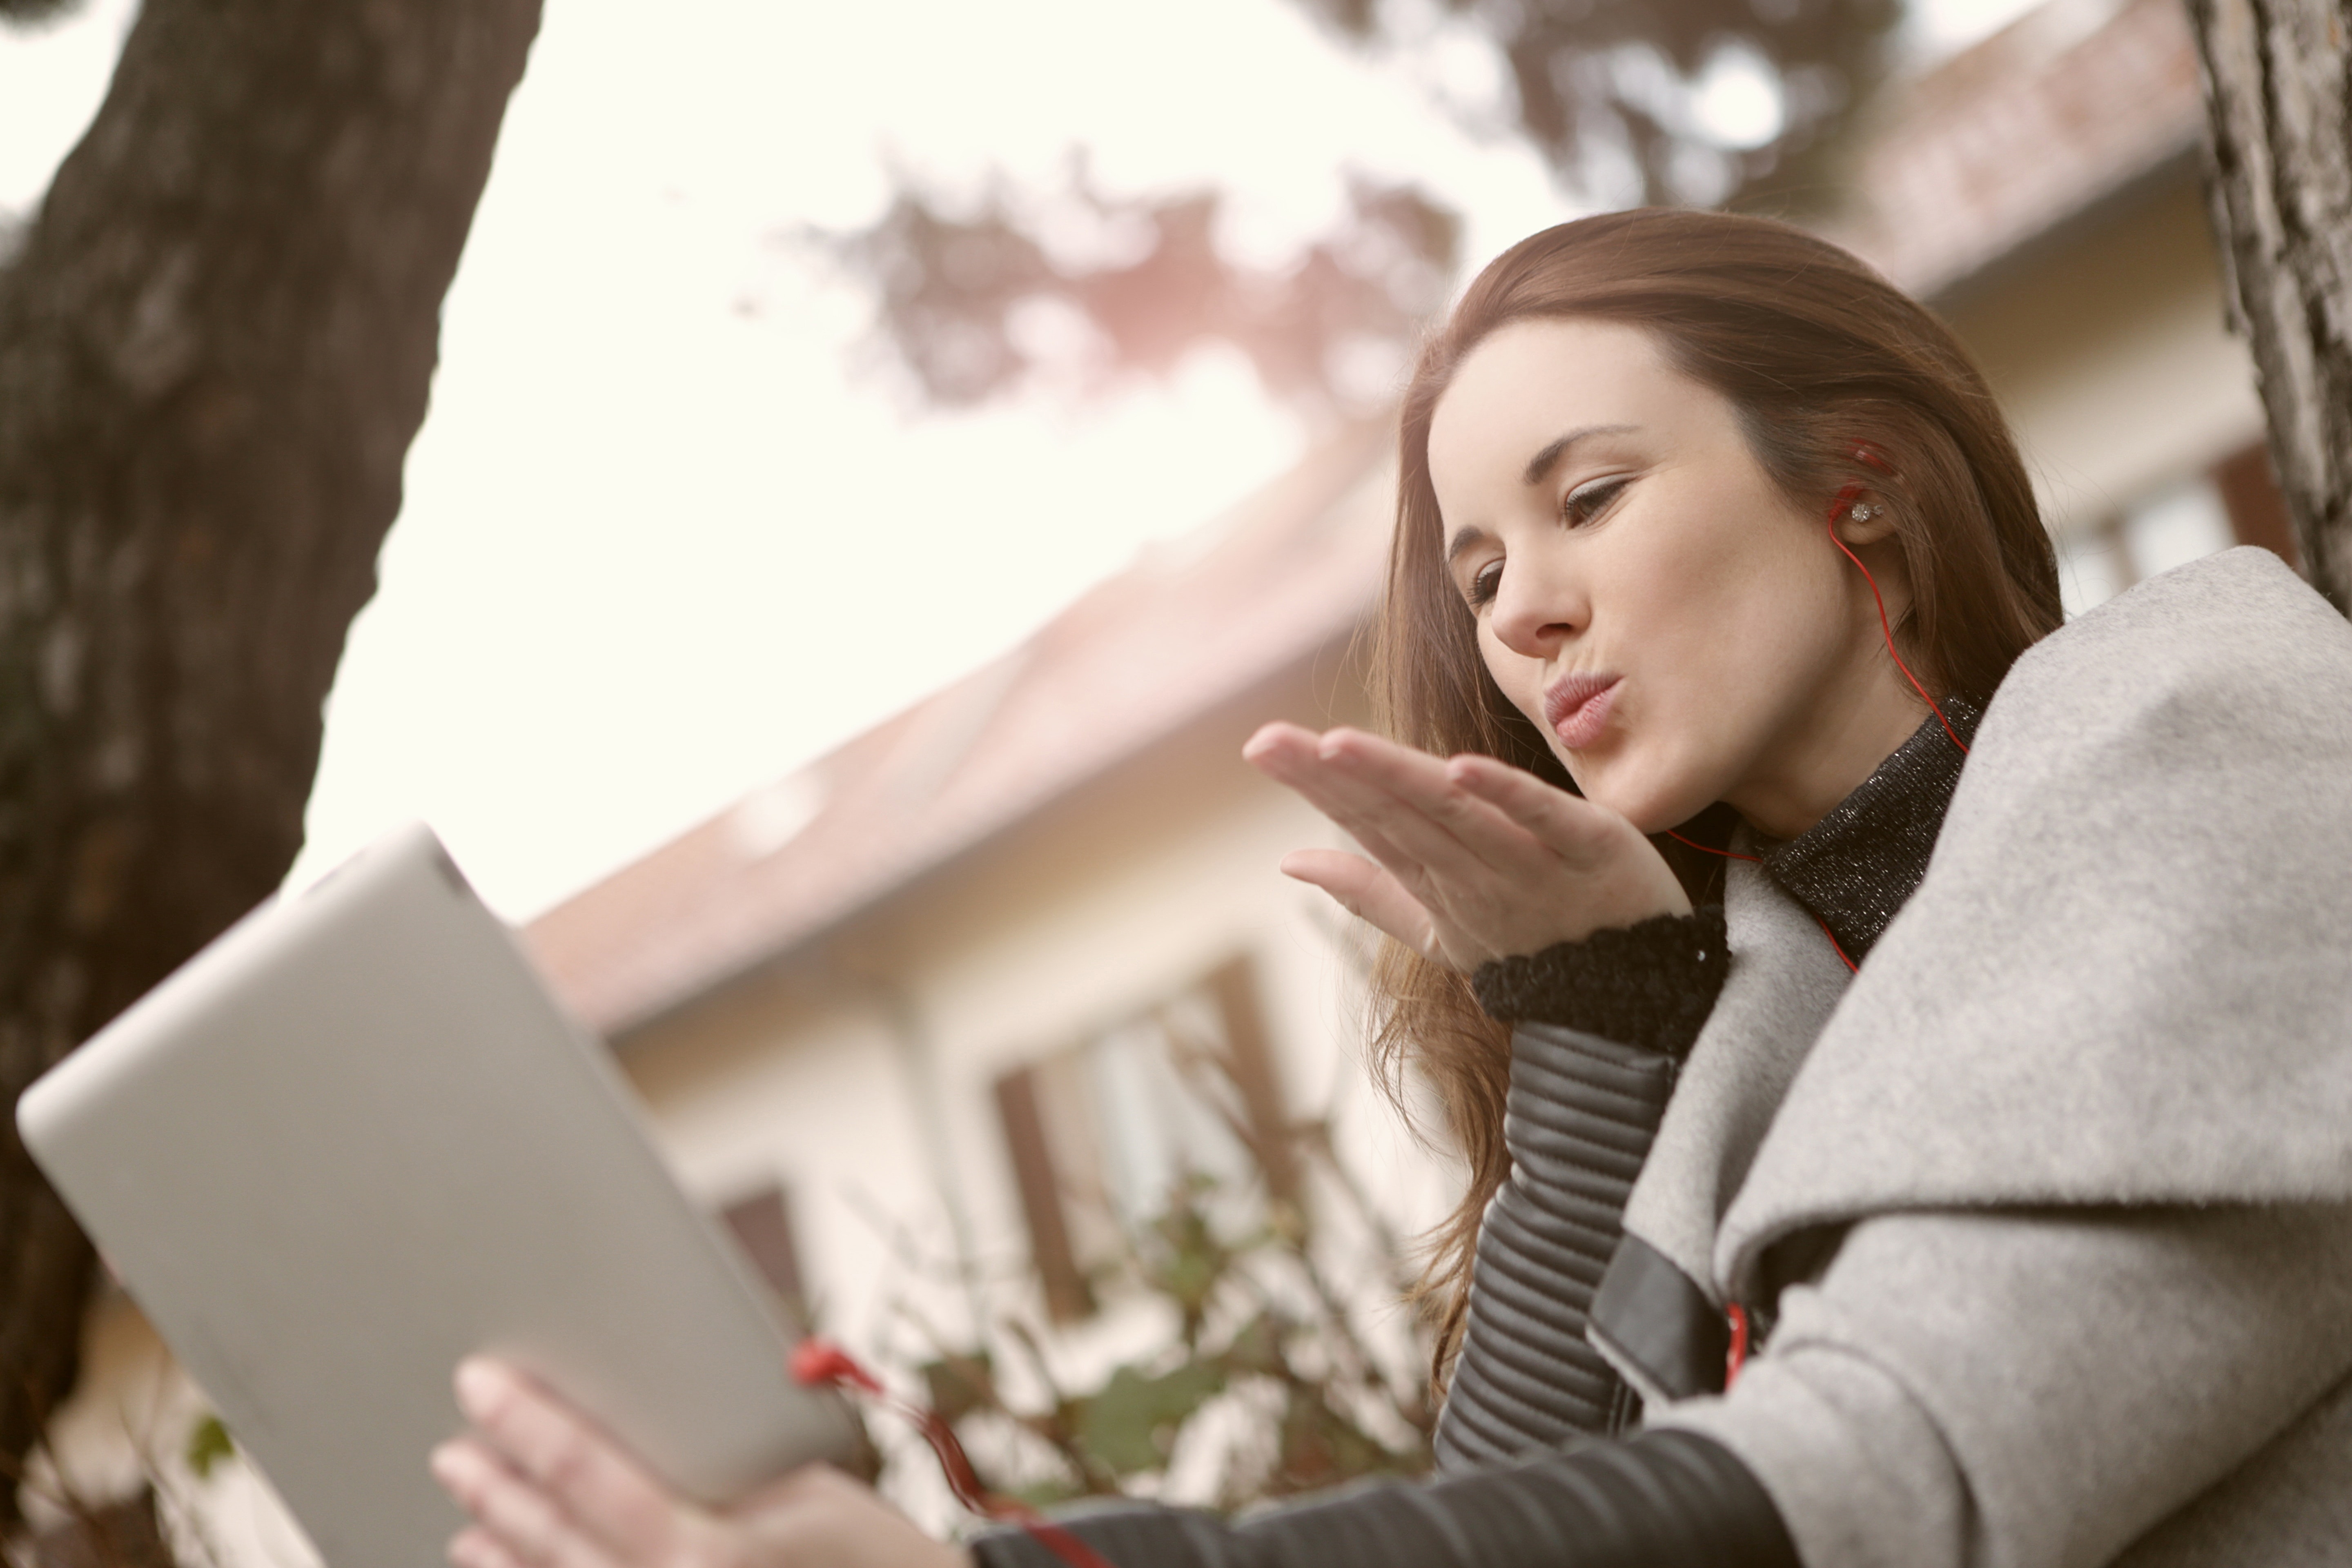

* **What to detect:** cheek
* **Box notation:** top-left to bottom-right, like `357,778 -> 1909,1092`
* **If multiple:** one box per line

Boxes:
1587,536 -> 1837,816
1477,626 -> 1548,728
1652,519 -> 1844,688
1708,560 -> 1852,690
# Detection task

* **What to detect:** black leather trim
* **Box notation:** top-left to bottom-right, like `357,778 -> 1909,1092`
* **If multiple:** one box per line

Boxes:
1589,1232 -> 1728,1401
968,1428 -> 1801,1568
1434,1026 -> 1678,1468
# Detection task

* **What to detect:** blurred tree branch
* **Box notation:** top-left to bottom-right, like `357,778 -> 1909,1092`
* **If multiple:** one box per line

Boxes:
820,0 -> 1901,415
0,0 -> 540,1541
1293,0 -> 1898,213
887,1106 -> 1433,1513
0,0 -> 84,28
809,167 -> 1461,422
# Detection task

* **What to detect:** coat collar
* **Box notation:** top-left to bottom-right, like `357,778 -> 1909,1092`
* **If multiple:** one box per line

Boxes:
1759,697 -> 1983,963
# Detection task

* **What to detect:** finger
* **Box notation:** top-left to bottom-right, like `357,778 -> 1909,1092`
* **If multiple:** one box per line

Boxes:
1245,724 -> 1379,820
1447,755 -> 1692,920
1310,730 -> 1540,877
432,1439 -> 618,1568
1247,729 -> 1432,875
1241,721 -> 1321,770
448,1527 -> 527,1568
1279,849 -> 1442,957
1443,754 -> 1619,860
1256,726 -> 1534,910
454,1360 -> 684,1566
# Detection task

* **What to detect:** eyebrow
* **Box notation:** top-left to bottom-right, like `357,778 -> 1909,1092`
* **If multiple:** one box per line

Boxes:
1443,423 -> 1640,568
1520,423 -> 1638,488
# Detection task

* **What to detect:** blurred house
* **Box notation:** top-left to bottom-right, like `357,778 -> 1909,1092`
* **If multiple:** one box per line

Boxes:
1834,0 -> 2295,606
25,0 -> 2303,1556
526,420 -> 1416,1365
523,0 -> 2293,1381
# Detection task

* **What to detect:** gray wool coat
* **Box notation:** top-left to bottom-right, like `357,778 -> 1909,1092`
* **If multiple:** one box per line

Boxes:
1624,547 -> 2352,1566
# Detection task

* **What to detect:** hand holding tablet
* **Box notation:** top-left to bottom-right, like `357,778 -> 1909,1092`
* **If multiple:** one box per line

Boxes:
17,824 -> 854,1568
432,1359 -> 964,1568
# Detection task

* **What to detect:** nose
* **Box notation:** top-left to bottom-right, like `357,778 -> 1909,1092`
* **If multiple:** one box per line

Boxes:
1488,556 -> 1583,660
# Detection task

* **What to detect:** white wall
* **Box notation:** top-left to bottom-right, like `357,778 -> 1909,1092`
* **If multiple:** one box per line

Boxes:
619,667 -> 1457,1358
1946,176 -> 2266,543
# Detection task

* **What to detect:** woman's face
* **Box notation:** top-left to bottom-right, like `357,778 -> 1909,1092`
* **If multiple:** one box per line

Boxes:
1426,316 -> 1927,840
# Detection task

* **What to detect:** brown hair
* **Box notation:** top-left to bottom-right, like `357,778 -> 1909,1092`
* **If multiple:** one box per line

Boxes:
1371,209 -> 2063,1387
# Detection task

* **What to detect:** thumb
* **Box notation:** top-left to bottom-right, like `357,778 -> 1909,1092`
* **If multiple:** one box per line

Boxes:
1280,849 -> 1446,963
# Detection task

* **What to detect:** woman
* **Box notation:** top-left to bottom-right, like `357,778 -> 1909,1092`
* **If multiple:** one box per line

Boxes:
431,210 -> 2352,1567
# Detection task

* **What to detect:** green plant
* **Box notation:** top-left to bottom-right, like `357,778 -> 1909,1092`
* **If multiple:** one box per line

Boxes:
889,1112 -> 1435,1514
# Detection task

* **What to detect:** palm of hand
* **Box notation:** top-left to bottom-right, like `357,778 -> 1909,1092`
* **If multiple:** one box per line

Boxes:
433,1360 -> 969,1568
1242,724 -> 1690,969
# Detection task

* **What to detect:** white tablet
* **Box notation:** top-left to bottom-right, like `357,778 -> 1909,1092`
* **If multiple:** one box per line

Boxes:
17,823 -> 854,1568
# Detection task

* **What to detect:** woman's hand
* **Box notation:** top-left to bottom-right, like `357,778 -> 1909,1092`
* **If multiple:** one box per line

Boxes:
1243,724 -> 1689,970
432,1359 -> 967,1568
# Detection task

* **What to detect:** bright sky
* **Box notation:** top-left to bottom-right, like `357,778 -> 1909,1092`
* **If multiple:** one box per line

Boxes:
0,0 -> 2038,920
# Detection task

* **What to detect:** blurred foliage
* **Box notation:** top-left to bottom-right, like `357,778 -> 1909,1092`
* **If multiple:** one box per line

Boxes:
1295,0 -> 1901,212
820,0 -> 1900,414
0,0 -> 85,26
176,1420 -> 230,1487
811,166 -> 1459,422
880,1075 -> 1435,1514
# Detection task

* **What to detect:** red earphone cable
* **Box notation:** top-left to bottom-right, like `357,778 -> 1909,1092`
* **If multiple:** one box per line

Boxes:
791,1339 -> 1116,1568
1826,481 -> 1969,757
1670,455 -> 1953,1365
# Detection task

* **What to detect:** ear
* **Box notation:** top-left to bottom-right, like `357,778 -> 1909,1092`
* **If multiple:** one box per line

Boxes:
1833,493 -> 1900,546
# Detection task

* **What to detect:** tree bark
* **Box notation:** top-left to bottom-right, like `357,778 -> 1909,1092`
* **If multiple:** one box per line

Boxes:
2187,0 -> 2352,614
0,0 -> 541,1529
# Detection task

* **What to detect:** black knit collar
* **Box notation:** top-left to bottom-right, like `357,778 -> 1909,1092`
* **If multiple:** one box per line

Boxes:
1760,697 -> 1982,964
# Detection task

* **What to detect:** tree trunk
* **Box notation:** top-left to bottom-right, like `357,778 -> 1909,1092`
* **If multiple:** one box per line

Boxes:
2187,0 -> 2352,614
0,0 -> 541,1530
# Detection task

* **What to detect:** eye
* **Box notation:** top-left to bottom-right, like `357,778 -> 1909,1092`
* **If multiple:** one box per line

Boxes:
1563,476 -> 1630,527
1465,558 -> 1504,610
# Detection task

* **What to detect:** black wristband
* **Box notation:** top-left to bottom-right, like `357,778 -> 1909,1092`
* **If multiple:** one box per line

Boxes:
1470,907 -> 1728,1058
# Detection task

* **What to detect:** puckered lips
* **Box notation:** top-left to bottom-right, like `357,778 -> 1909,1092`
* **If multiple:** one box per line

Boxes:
1544,672 -> 1621,750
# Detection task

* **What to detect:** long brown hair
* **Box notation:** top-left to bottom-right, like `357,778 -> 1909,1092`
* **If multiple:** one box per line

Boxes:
1372,209 -> 2063,1386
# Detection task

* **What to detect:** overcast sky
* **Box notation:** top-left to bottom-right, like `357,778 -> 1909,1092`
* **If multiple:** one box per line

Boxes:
1,0 -> 2036,920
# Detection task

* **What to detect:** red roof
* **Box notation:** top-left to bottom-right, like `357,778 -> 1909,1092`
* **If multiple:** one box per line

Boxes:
528,0 -> 2208,1035
527,425 -> 1393,1034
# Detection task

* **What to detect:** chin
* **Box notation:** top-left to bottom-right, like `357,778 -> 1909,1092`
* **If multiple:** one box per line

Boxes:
1572,751 -> 1718,837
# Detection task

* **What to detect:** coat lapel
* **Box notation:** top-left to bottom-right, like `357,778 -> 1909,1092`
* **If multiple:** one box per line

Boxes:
1592,857 -> 1851,1397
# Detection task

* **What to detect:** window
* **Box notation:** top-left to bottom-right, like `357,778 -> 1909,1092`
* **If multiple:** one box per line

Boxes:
2053,441 -> 2295,617
2212,443 -> 2299,567
993,956 -> 1293,1323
